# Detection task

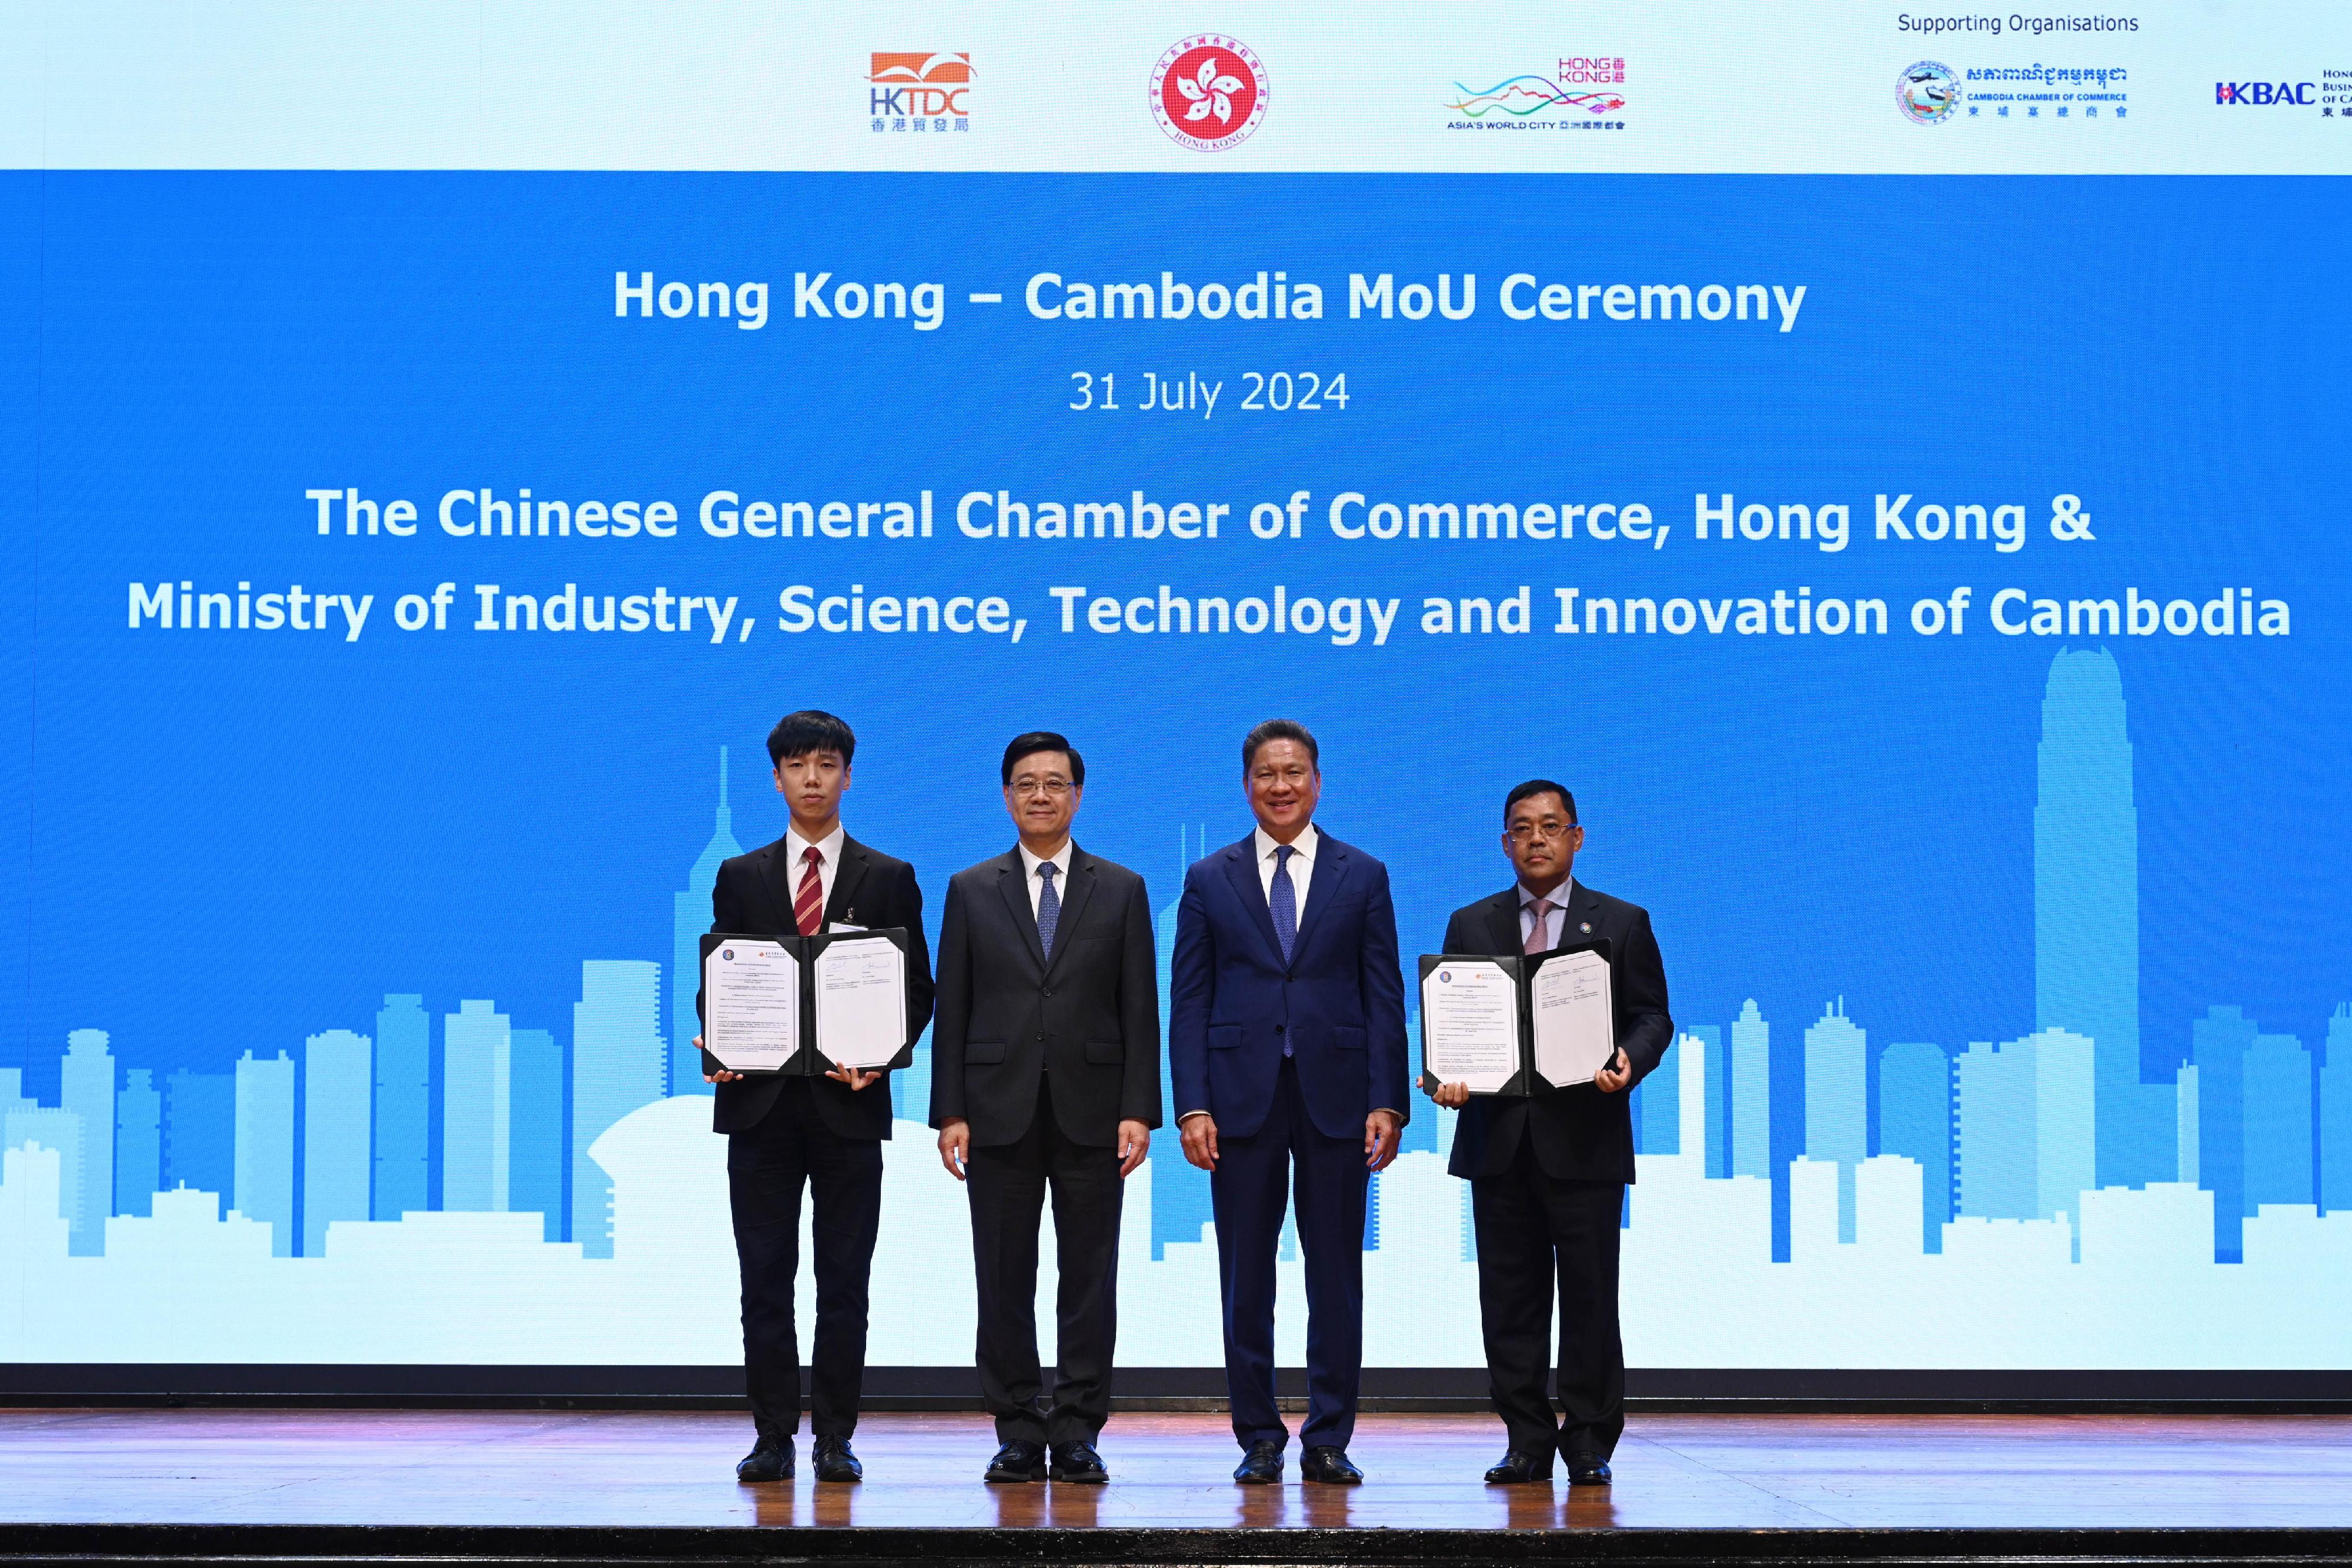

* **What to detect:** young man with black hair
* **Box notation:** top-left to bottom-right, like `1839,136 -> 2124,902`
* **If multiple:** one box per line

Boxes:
1429,780 -> 1672,1488
696,710 -> 934,1486
930,731 -> 1160,1484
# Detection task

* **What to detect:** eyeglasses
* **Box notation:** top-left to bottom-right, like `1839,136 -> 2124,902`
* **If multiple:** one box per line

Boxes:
1505,821 -> 1578,844
1010,778 -> 1073,798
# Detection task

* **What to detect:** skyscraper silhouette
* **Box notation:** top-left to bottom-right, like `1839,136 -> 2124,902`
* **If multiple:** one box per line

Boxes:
1878,1041 -> 1952,1251
2243,1030 -> 2314,1211
2036,648 -> 2170,1186
234,1049 -> 296,1257
1956,1036 -> 2036,1221
3,1106 -> 82,1251
443,1001 -> 512,1212
303,1029 -> 372,1255
371,994 -> 430,1221
1804,1000 -> 1866,1241
2321,1006 -> 2352,1214
507,1026 -> 564,1240
671,748 -> 743,1098
59,1029 -> 116,1255
1731,1000 -> 1770,1178
572,959 -> 663,1258
115,1066 -> 161,1219
2191,1005 -> 2256,1261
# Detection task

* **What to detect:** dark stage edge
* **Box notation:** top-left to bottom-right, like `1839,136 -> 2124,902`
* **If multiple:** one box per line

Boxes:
6,1522 -> 2352,1567
11,1365 -> 2352,1411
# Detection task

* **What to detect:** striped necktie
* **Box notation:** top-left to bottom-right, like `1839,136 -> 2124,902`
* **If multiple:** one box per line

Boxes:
793,846 -> 824,937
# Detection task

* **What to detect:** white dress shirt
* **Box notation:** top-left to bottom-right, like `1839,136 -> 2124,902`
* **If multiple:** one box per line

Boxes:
1518,878 -> 1575,952
1252,823 -> 1319,917
783,822 -> 847,920
1017,839 -> 1075,916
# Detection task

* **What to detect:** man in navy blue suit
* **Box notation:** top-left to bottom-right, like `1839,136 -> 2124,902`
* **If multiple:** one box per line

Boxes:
1170,719 -> 1409,1486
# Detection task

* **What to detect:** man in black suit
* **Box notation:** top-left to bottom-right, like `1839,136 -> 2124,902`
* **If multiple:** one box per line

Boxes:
1431,780 -> 1672,1488
931,732 -> 1159,1485
697,710 -> 934,1486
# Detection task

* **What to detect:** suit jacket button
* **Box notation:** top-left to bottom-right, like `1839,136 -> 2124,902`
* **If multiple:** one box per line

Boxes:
1274,1024 -> 1285,1034
1042,988 -> 1054,998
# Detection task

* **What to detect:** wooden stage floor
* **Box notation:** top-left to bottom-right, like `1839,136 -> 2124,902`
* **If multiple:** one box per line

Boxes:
4,1407 -> 2352,1562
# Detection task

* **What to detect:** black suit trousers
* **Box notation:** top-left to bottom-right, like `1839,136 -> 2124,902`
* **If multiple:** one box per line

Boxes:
1471,1135 -> 1627,1462
727,1077 -> 883,1440
966,1076 -> 1125,1446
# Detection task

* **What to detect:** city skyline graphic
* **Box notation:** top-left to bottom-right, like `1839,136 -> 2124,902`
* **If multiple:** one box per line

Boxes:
5,650 -> 2351,1368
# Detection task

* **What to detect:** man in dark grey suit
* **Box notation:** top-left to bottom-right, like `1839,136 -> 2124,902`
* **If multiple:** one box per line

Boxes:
930,732 -> 1160,1485
1431,780 -> 1672,1489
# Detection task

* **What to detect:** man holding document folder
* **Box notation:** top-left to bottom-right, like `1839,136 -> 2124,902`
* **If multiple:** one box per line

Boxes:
696,710 -> 934,1486
1428,780 -> 1671,1489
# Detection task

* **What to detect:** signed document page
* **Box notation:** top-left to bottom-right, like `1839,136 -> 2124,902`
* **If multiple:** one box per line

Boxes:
814,935 -> 907,1070
703,940 -> 801,1073
1421,959 -> 1520,1094
1531,948 -> 1615,1088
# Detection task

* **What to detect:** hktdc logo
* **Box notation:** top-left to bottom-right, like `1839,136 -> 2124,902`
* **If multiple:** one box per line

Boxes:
870,52 -> 972,133
1151,35 -> 1267,150
2214,80 -> 2315,105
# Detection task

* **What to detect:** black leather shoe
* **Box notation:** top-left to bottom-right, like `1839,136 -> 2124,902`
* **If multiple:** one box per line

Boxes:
1568,1456 -> 1614,1486
1485,1449 -> 1555,1484
1232,1439 -> 1284,1484
1300,1445 -> 1364,1485
736,1436 -> 793,1483
812,1436 -> 862,1483
985,1440 -> 1048,1483
1050,1440 -> 1109,1484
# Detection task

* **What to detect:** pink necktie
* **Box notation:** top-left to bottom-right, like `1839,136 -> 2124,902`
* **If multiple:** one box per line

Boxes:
1524,898 -> 1553,955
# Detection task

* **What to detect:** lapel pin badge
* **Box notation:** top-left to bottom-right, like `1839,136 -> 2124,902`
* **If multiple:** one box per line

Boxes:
1580,921 -> 1592,934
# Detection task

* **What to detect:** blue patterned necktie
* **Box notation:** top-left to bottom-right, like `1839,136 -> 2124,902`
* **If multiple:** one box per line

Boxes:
1036,861 -> 1060,961
1269,844 -> 1298,967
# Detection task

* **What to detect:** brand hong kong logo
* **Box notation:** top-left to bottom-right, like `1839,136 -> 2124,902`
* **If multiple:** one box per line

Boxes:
1445,57 -> 1628,130
1898,60 -> 1962,123
870,52 -> 971,133
2214,80 -> 2316,105
1151,35 -> 1267,149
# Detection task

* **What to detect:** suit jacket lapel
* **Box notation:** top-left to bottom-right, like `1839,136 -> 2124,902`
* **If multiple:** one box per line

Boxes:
827,838 -> 871,927
756,840 -> 800,931
1485,891 -> 1523,957
1221,839 -> 1287,968
1288,833 -> 1349,964
1043,850 -> 1099,979
995,851 -> 1048,973
1565,881 -> 1605,951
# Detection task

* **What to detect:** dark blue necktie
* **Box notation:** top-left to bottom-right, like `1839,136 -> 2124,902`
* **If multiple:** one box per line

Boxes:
1269,844 -> 1298,967
1036,861 -> 1060,961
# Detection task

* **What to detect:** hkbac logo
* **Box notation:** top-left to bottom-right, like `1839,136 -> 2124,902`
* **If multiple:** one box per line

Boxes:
870,52 -> 971,133
2214,80 -> 2316,105
1899,61 -> 1961,123
1151,35 -> 1267,150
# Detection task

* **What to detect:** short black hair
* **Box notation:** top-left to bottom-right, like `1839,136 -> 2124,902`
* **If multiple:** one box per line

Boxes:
767,710 -> 856,768
1242,718 -> 1319,773
1504,779 -> 1578,825
1001,731 -> 1085,788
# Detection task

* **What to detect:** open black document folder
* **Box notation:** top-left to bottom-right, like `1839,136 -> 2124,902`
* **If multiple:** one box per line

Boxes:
697,927 -> 912,1078
1416,939 -> 1615,1098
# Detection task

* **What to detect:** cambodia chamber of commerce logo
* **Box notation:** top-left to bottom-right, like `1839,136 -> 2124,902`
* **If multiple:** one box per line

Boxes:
1898,60 -> 1962,122
1150,35 -> 1266,149
870,52 -> 971,133
1446,57 -> 1628,131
